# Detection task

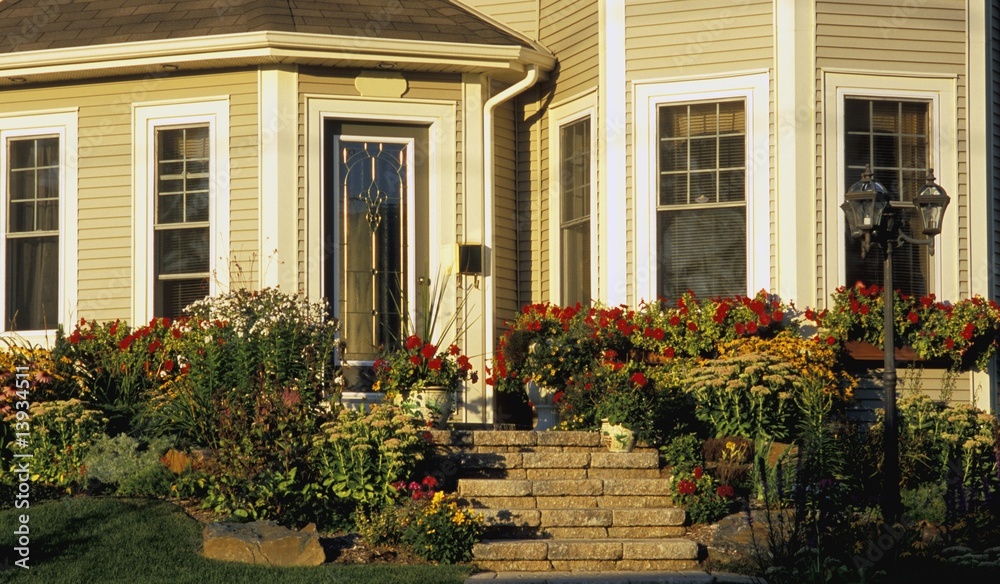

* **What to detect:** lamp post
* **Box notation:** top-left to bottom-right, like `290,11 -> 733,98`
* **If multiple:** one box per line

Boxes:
840,164 -> 950,523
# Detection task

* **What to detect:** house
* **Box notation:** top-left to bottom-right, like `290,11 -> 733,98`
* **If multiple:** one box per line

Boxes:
0,0 -> 997,421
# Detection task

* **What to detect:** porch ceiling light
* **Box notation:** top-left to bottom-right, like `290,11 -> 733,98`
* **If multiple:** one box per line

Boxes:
840,163 -> 890,258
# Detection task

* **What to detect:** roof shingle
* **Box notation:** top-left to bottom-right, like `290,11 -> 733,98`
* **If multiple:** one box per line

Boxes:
0,0 -> 528,54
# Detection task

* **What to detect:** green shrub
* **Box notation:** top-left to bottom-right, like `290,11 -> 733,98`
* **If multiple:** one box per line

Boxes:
660,433 -> 704,474
83,434 -> 173,497
902,482 -> 948,525
355,504 -> 403,547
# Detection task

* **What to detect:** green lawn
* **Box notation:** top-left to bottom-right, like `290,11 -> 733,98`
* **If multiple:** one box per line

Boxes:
0,498 -> 473,584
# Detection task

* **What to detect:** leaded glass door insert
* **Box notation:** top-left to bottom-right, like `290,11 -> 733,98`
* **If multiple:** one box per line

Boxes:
335,137 -> 413,363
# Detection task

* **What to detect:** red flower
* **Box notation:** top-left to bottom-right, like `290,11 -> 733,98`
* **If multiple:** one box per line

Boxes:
161,317 -> 172,327
907,311 -> 919,324
686,321 -> 697,332
860,304 -> 871,315
805,309 -> 817,321
693,467 -> 703,479
652,328 -> 665,340
409,355 -> 422,366
734,323 -> 745,335
746,321 -> 758,334
448,344 -> 461,355
457,355 -> 472,370
669,315 -> 681,327
119,335 -> 134,351
716,484 -> 735,498
421,343 -> 437,359
68,330 -> 82,344
428,358 -> 443,371
677,480 -> 697,495
920,296 -> 934,308
163,360 -> 175,372
180,363 -> 191,374
171,328 -> 182,339
945,338 -> 955,350
826,335 -> 836,346
962,322 -> 975,341
850,298 -> 860,313
663,347 -> 675,359
553,390 -> 565,404
630,372 -> 648,387
421,475 -> 439,489
109,320 -> 119,336
405,335 -> 422,350
147,339 -> 162,353
759,315 -> 771,327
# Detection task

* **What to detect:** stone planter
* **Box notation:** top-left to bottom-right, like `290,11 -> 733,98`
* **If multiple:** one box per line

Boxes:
339,391 -> 385,412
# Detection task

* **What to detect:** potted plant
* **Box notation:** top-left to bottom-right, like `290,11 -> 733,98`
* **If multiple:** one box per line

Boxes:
372,334 -> 477,427
594,366 -> 651,452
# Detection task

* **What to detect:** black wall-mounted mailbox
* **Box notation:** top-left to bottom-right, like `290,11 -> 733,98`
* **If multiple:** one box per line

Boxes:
457,243 -> 483,275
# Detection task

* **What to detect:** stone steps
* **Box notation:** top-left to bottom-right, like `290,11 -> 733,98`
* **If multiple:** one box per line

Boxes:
430,430 -> 700,572
473,538 -> 700,572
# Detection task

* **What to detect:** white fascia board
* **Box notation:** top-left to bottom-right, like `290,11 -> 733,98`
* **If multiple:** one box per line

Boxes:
0,31 -> 556,78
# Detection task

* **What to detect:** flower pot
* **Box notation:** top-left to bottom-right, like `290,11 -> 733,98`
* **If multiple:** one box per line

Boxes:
532,403 -> 558,431
525,380 -> 556,405
339,391 -> 385,412
606,423 -> 635,452
406,386 -> 454,429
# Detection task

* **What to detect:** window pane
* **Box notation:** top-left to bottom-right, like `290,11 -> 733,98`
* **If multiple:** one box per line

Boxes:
660,107 -> 688,138
339,140 -> 407,361
155,227 -> 209,275
659,174 -> 687,206
657,206 -> 746,300
689,103 -> 716,136
561,223 -> 591,306
186,192 -> 209,223
37,167 -> 59,199
8,169 -> 32,201
719,170 -> 745,203
158,194 -> 184,224
6,236 -> 58,330
36,138 -> 59,167
36,199 -> 58,232
9,201 -> 34,233
690,172 -> 716,204
718,135 -> 743,168
156,278 -> 209,319
843,98 -> 931,295
8,140 -> 34,169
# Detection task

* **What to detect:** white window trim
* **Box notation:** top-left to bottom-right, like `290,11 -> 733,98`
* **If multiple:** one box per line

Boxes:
822,71 -> 957,300
548,93 -> 598,305
0,109 -> 78,345
305,96 -> 457,325
132,98 -> 230,325
633,72 -> 770,303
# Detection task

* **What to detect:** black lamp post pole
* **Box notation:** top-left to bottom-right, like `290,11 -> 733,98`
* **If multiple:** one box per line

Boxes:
882,243 -> 901,524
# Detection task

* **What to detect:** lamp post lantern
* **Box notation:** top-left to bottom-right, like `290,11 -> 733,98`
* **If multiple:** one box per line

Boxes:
841,165 -> 950,523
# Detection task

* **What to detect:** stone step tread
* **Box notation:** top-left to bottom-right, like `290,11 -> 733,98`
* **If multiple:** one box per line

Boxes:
462,495 -> 677,510
476,507 -> 686,528
466,571 -> 758,583
459,478 -> 674,498
450,451 -> 661,471
473,538 -> 700,562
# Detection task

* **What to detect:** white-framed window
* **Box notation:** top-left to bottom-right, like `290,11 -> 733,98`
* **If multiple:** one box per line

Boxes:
133,99 -> 229,323
823,72 -> 957,300
0,110 -> 78,339
549,94 -> 597,306
634,72 -> 769,302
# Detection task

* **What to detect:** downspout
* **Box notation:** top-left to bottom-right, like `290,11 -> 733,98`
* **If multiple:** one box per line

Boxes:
481,64 -> 539,423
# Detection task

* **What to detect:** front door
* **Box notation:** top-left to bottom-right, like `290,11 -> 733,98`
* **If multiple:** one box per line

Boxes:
325,122 -> 429,388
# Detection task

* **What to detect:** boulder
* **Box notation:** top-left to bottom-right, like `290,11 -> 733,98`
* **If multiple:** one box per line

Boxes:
203,521 -> 325,566
712,509 -> 797,557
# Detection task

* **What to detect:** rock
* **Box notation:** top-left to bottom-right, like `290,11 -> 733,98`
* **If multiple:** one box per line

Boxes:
203,521 -> 325,566
941,545 -> 973,558
712,509 -> 797,556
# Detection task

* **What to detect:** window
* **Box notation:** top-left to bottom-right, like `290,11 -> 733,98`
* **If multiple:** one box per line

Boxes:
133,99 -> 228,325
5,136 -> 59,330
656,101 -> 746,300
844,98 -> 931,296
634,73 -> 769,303
154,126 -> 211,318
558,117 -> 592,306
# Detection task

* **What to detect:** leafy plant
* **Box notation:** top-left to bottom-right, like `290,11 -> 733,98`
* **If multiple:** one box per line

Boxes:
372,335 -> 477,396
669,466 -> 734,524
660,433 -> 704,474
83,434 -> 173,497
400,491 -> 484,564
3,399 -> 106,494
311,404 -> 426,514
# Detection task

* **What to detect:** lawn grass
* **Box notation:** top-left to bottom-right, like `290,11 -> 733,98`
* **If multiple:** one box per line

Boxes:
0,498 -> 473,584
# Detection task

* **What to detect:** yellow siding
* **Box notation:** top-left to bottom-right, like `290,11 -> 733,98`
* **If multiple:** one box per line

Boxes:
516,90 -> 542,307
494,92 -> 519,329
0,70 -> 259,323
460,0 -> 538,39
623,0 -> 774,303
815,0 -> 968,300
540,0 -> 599,104
850,367 -> 972,423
